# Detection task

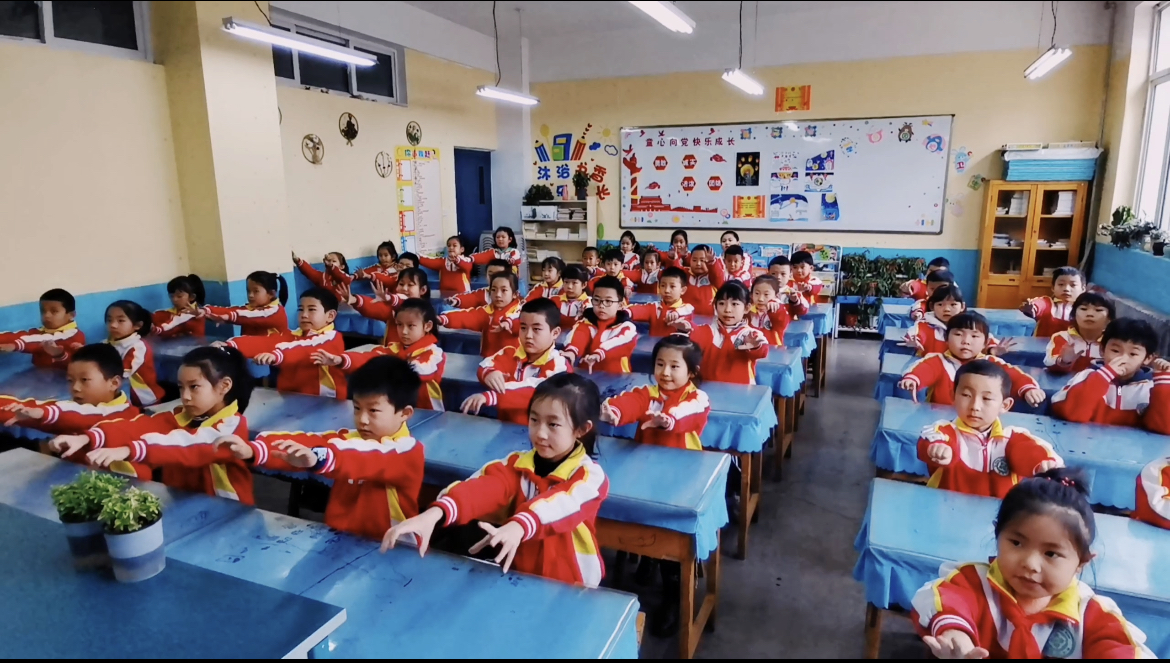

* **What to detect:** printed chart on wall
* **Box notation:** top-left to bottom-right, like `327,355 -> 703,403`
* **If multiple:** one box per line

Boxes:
620,115 -> 952,234
396,146 -> 443,255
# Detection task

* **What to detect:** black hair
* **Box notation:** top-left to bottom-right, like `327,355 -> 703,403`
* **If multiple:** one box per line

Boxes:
768,255 -> 792,268
181,346 -> 255,413
562,265 -> 590,283
641,250 -> 661,267
713,281 -> 751,305
485,258 -> 512,274
724,245 -> 745,258
927,284 -> 965,308
619,230 -> 640,253
1101,318 -> 1160,355
752,275 -> 781,294
530,372 -> 601,456
720,230 -> 740,242
926,270 -> 955,285
396,267 -> 430,296
995,467 -> 1095,562
692,244 -> 712,256
651,335 -> 703,384
955,359 -> 1012,398
670,229 -> 689,244
1053,266 -> 1084,285
591,275 -> 626,302
376,241 -> 399,261
582,246 -> 600,258
447,234 -> 472,255
520,297 -> 562,330
398,252 -> 420,268
40,288 -> 76,314
71,344 -> 125,381
247,271 -> 290,306
299,286 -> 339,312
660,266 -> 689,284
489,270 -> 520,295
106,300 -> 153,338
328,252 -> 350,274
541,256 -> 567,274
167,274 -> 206,306
1072,292 -> 1115,322
602,248 -> 624,264
946,311 -> 990,339
493,226 -> 517,249
927,257 -> 950,270
348,355 -> 421,411
395,298 -> 441,339
790,250 -> 815,267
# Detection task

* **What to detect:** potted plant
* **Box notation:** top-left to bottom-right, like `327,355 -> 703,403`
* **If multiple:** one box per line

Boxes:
1153,229 -> 1167,256
50,471 -> 128,570
522,184 -> 555,206
100,487 -> 165,583
571,171 -> 590,200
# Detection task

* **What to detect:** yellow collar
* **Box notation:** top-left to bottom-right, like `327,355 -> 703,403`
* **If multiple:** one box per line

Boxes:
514,344 -> 556,366
648,382 -> 696,401
485,299 -> 521,316
514,443 -> 588,481
954,416 -> 1005,439
99,393 -> 129,408
292,323 -> 335,338
663,298 -> 685,310
345,422 -> 410,442
546,279 -> 564,290
175,400 -> 239,428
987,560 -> 1082,623
247,302 -> 278,311
44,321 -> 78,333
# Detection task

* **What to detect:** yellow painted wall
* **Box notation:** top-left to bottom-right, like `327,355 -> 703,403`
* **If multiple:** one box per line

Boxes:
0,41 -> 187,306
531,47 -> 1109,250
278,49 -> 498,260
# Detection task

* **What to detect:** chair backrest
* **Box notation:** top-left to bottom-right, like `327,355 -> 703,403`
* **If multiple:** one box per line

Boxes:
478,231 -> 494,253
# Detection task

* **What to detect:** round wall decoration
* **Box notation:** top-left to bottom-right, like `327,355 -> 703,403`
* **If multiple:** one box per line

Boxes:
375,151 -> 394,178
406,121 -> 422,146
339,112 -> 359,146
302,134 -> 324,165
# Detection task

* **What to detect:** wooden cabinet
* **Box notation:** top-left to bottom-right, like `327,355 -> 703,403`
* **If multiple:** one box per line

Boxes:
976,181 -> 1088,309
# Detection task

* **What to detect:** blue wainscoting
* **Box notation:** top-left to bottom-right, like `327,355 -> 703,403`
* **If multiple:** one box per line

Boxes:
1091,242 -> 1170,316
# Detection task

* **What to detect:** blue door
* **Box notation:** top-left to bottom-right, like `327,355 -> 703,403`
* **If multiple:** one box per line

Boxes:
454,148 -> 493,247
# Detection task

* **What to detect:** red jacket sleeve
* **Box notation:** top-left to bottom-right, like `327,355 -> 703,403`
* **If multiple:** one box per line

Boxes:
207,305 -> 288,332
153,310 -> 201,338
1005,429 -> 1061,477
708,259 -> 727,289
1044,334 -> 1076,373
766,307 -> 792,343
227,334 -> 281,359
1080,596 -> 1154,659
314,433 -> 425,487
296,261 -> 327,287
993,358 -> 1043,400
1022,296 -> 1051,320
351,294 -> 396,322
1143,370 -> 1170,434
440,307 -> 489,332
917,421 -> 958,476
410,346 -> 445,383
594,323 -> 639,361
604,387 -> 652,427
477,348 -> 509,382
911,564 -> 984,643
664,388 -> 711,434
340,346 -> 392,373
267,331 -> 343,367
785,290 -> 810,317
483,353 -> 572,411
1051,366 -> 1113,422
902,355 -> 944,393
125,413 -> 247,468
563,321 -> 593,358
450,289 -> 489,309
627,303 -> 654,323
327,264 -> 354,285
806,279 -> 824,298
9,327 -> 84,366
370,272 -> 399,289
470,249 -> 494,266
249,431 -> 330,473
434,457 -> 521,526
509,460 -> 608,542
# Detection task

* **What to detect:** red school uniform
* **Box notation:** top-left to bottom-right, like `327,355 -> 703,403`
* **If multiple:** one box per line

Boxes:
553,292 -> 592,326
904,316 -> 1000,357
339,335 -> 446,410
440,299 -> 522,358
563,310 -> 639,374
901,353 -> 1041,406
1135,457 -> 1170,530
418,255 -> 473,293
1022,296 -> 1074,337
108,333 -> 165,407
152,309 -> 205,338
623,267 -> 661,295
791,275 -> 825,300
353,264 -> 398,284
658,248 -> 690,268
917,418 -> 1061,499
230,326 -> 348,399
250,424 -> 424,541
86,402 -> 254,504
434,445 -> 608,588
476,345 -> 571,425
604,382 -> 710,450
1044,328 -> 1102,374
621,251 -> 640,270
628,299 -> 694,337
746,302 -> 792,347
904,278 -> 928,301
350,293 -> 406,346
681,261 -> 727,317
203,303 -> 289,338
471,247 -> 523,273
1050,363 -> 1170,432
296,260 -> 353,291
725,256 -> 754,287
0,393 -> 147,477
0,323 -> 86,369
526,280 -> 564,302
448,287 -> 490,310
688,321 -> 769,385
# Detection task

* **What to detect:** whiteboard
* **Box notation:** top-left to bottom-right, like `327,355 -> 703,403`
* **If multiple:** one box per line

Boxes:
619,115 -> 952,234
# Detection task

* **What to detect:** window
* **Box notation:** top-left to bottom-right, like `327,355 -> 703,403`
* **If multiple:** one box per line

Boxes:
0,1 -> 147,59
1137,2 -> 1170,228
269,10 -> 406,105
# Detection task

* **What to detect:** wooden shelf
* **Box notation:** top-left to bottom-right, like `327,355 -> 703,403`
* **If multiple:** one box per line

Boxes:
995,214 -> 1029,218
1035,246 -> 1071,251
991,245 -> 1024,250
1041,214 -> 1074,219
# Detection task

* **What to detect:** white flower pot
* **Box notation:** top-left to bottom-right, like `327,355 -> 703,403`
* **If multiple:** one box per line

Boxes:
63,520 -> 109,570
104,518 -> 165,583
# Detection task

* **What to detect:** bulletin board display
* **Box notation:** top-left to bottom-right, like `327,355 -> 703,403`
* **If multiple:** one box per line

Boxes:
619,115 -> 953,234
396,146 -> 444,256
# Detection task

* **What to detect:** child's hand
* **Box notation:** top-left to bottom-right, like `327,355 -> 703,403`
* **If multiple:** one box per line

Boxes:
642,412 -> 673,430
600,404 -> 620,425
313,350 -> 343,367
1023,389 -> 1046,407
897,378 -> 919,402
270,439 -> 317,469
291,251 -> 300,264
335,282 -> 354,306
1059,344 -> 1080,365
461,393 -> 489,415
468,521 -> 525,574
0,344 -> 16,353
766,299 -> 782,313
1153,358 -> 1170,372
1020,301 -> 1037,318
42,340 -> 64,358
214,434 -> 254,461
988,338 -> 1017,357
482,370 -> 507,394
49,434 -> 90,458
210,340 -> 229,349
87,446 -> 131,468
672,318 -> 693,333
254,353 -> 279,366
1107,355 -> 1134,375
3,403 -> 44,426
381,506 -> 444,556
445,296 -> 460,306
665,310 -> 680,323
923,630 -> 989,660
580,353 -> 603,373
444,258 -> 458,272
1035,458 -> 1062,474
737,331 -> 766,350
926,442 -> 953,465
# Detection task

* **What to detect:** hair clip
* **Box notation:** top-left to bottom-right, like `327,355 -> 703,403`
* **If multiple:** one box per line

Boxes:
1060,477 -> 1076,488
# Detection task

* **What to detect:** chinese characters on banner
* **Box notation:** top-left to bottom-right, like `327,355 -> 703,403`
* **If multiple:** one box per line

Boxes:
533,124 -> 619,201
396,146 -> 443,255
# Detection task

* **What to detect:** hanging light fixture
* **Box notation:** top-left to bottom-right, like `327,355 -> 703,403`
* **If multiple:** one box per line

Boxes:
723,1 -> 763,95
222,18 -> 375,66
476,2 -> 540,106
1025,1 -> 1072,80
628,1 -> 695,34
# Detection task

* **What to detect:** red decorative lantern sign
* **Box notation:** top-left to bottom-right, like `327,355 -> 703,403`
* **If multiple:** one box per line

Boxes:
707,176 -> 723,191
682,154 -> 697,170
653,155 -> 668,171
681,177 -> 697,192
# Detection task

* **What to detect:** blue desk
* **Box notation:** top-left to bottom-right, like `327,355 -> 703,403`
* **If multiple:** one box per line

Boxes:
148,336 -> 269,382
879,304 -> 1037,337
869,397 -> 1170,509
804,304 -> 836,338
0,367 -> 74,441
629,292 -> 657,304
853,479 -> 1170,658
875,353 -> 1069,413
630,335 -> 804,399
0,351 -> 34,383
878,327 -> 1051,367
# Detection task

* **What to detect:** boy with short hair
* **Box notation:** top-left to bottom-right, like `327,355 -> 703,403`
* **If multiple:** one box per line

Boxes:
628,266 -> 695,336
0,289 -> 86,369
447,259 -> 513,309
343,267 -> 429,347
1021,266 -> 1086,337
563,276 -> 639,374
900,257 -> 950,300
918,359 -> 1062,499
228,287 -> 348,399
679,244 -> 726,317
722,245 -> 753,287
1050,318 -> 1170,431
789,251 -> 825,301
581,247 -> 604,279
218,356 -> 425,542
590,249 -> 636,295
554,265 -> 593,325
526,257 -> 566,301
768,255 -> 793,283
910,270 -> 956,321
461,298 -> 571,425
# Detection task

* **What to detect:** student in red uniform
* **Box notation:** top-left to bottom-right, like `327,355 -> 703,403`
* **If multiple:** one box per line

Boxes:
1135,456 -> 1170,530
789,250 -> 826,302
917,360 -> 1062,499
1044,292 -> 1113,374
104,300 -> 165,408
220,356 -> 426,541
461,298 -> 571,425
909,270 -> 956,322
720,230 -> 756,275
353,241 -> 400,284
900,312 -> 1044,407
602,335 -> 710,450
911,468 -> 1153,659
628,267 -> 695,337
439,271 -> 522,358
563,276 -> 639,374
581,247 -> 604,279
153,275 -> 206,339
588,249 -> 636,295
317,298 -> 446,411
471,226 -> 522,273
625,249 -> 662,295
527,256 -> 566,301
418,235 -> 474,294
342,267 -> 429,347
722,245 -> 753,287
51,346 -> 257,504
679,244 -> 726,317
293,251 -> 353,291
904,285 -> 975,356
1050,318 -> 1170,432
618,231 -> 641,270
768,255 -> 792,283
900,257 -> 950,300
746,275 -> 798,346
689,282 -> 769,385
383,373 -> 609,589
0,289 -> 85,369
446,259 -> 511,309
1021,266 -> 1086,337
659,229 -> 691,268
227,287 -> 347,400
552,265 -> 592,326
202,271 -> 290,338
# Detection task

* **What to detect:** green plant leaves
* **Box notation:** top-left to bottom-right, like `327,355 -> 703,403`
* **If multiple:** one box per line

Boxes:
50,472 -> 129,524
98,487 -> 162,534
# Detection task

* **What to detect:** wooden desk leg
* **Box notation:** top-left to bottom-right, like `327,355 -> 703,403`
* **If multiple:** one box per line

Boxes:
811,340 -> 823,398
705,530 -> 720,632
680,540 -> 697,659
796,386 -> 806,421
772,398 -> 786,479
736,452 -> 759,560
818,336 -> 830,392
864,603 -> 883,659
750,451 -> 762,524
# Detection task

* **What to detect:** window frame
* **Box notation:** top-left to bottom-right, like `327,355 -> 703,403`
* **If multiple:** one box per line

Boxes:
1136,1 -> 1170,230
269,9 -> 407,107
0,1 -> 151,62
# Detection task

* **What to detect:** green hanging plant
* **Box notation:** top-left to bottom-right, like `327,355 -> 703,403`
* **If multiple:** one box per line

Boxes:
99,487 -> 162,535
50,472 -> 129,524
522,184 -> 555,206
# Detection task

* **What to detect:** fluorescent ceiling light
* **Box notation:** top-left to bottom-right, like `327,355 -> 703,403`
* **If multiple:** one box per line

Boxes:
722,69 -> 764,96
1024,46 -> 1072,80
222,17 -> 376,67
476,85 -> 540,106
629,1 -> 695,34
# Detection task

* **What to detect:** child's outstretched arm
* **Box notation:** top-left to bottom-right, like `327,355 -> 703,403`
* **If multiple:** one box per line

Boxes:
294,258 -> 327,287
434,457 -> 521,526
996,358 -> 1045,406
208,304 -> 287,332
1004,430 -> 1062,477
448,288 -> 489,309
602,387 -> 652,427
910,564 -> 991,659
1020,296 -> 1050,320
2,397 -> 137,435
258,331 -> 343,367
509,458 -> 608,540
917,422 -> 958,473
1043,334 -> 1081,374
1050,366 -> 1113,423
4,327 -> 82,365
438,307 -> 489,332
900,355 -> 944,403
785,289 -> 810,317
90,411 -> 245,470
